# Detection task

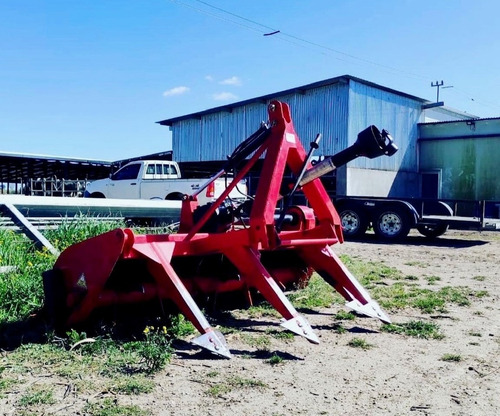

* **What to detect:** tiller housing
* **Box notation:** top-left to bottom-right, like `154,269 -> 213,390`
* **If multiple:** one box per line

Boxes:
44,101 -> 398,358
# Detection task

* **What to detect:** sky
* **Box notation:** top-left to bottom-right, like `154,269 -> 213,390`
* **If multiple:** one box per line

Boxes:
1,0 -> 499,161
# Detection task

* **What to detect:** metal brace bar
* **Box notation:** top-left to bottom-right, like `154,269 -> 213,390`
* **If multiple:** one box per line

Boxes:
1,203 -> 59,256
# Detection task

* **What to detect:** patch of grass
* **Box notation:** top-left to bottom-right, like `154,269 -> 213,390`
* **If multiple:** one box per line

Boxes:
340,255 -> 403,285
268,353 -> 284,365
241,333 -> 271,351
246,302 -> 281,318
44,216 -> 125,252
230,376 -> 267,388
370,284 -> 474,313
206,383 -> 232,397
111,376 -> 155,395
83,398 -> 150,416
18,386 -> 56,407
347,337 -> 373,350
168,314 -> 196,338
334,310 -> 356,320
205,376 -> 267,397
265,328 -> 295,341
425,275 -> 441,285
381,320 -> 444,339
333,323 -> 347,334
0,376 -> 17,398
404,275 -> 419,281
441,353 -> 462,362
289,274 -> 341,308
472,275 -> 486,281
468,331 -> 482,337
404,261 -> 428,267
474,290 -> 489,298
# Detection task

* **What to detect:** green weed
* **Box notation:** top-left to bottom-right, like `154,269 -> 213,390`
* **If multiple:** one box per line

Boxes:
268,353 -> 284,365
425,275 -> 441,285
265,328 -> 295,341
241,333 -> 271,350
441,353 -> 462,362
289,274 -> 342,308
111,376 -> 155,395
334,310 -> 356,320
205,376 -> 267,397
381,320 -> 444,339
83,398 -> 150,416
168,313 -> 196,338
134,325 -> 173,374
18,386 -> 56,407
347,337 -> 373,350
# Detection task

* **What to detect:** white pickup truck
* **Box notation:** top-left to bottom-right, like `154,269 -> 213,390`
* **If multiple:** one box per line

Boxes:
84,160 -> 247,205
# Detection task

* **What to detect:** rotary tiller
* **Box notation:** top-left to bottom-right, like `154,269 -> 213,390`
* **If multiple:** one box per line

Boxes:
43,100 -> 398,358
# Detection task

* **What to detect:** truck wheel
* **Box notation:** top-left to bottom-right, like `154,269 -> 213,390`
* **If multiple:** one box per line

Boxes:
338,206 -> 368,238
373,207 -> 411,240
417,223 -> 449,238
165,193 -> 185,201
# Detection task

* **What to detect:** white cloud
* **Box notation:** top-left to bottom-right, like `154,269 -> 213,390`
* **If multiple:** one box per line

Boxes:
205,75 -> 214,82
219,76 -> 242,86
213,92 -> 238,101
163,86 -> 190,97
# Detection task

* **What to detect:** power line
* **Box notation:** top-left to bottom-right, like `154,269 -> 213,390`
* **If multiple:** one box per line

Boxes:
185,0 -> 426,80
169,0 -> 500,115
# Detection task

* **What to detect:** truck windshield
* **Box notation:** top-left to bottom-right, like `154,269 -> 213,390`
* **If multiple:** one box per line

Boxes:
112,164 -> 141,180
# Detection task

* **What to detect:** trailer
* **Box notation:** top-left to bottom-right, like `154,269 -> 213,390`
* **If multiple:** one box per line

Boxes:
335,196 -> 500,240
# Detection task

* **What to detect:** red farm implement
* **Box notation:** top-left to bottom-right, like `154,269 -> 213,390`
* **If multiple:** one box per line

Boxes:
43,101 -> 398,358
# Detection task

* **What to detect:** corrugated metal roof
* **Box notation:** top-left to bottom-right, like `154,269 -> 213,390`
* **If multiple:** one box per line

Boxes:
418,116 -> 500,126
158,74 -> 428,126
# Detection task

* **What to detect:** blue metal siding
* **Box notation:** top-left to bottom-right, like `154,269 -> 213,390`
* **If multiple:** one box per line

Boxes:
172,119 -> 203,162
171,83 -> 350,162
348,80 -> 421,172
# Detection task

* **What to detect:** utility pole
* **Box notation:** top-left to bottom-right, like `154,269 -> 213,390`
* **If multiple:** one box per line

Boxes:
431,80 -> 444,102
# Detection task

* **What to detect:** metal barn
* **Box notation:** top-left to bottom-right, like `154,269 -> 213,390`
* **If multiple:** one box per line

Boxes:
159,75 -> 474,198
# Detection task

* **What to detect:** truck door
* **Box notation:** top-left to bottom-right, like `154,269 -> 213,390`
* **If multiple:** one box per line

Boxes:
108,163 -> 141,199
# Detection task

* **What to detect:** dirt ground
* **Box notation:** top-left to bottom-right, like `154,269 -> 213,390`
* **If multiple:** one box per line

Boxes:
2,229 -> 500,415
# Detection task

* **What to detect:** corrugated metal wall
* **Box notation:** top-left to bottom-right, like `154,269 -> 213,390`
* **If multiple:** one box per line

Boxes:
170,78 -> 428,197
419,138 -> 500,200
347,80 -> 421,172
419,118 -> 500,200
171,82 -> 351,162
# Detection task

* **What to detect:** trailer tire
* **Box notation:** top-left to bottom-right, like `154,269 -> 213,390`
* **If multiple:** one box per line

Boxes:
88,192 -> 105,198
373,206 -> 411,240
417,223 -> 449,238
338,206 -> 368,238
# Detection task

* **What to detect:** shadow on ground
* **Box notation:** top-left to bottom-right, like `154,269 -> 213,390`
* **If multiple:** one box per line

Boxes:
345,232 -> 489,249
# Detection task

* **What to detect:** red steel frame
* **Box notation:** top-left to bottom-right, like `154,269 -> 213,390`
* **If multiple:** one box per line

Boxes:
51,101 -> 390,358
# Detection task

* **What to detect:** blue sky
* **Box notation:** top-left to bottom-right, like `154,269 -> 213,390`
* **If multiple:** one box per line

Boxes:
1,0 -> 499,161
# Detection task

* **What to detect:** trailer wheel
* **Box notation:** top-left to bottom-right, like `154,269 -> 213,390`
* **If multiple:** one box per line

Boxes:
373,207 -> 411,240
417,223 -> 449,238
338,206 -> 368,238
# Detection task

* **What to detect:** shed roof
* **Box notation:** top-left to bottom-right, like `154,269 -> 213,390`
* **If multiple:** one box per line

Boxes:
157,74 -> 429,126
0,151 -> 112,183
